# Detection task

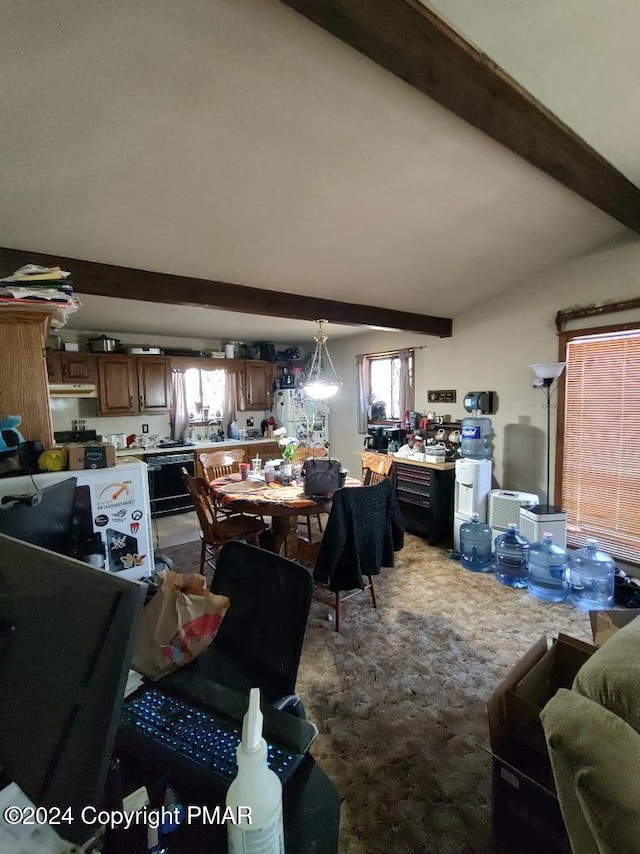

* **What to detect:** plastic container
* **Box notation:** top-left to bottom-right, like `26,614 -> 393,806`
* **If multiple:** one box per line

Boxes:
460,417 -> 492,459
459,512 -> 493,572
226,688 -> 285,854
494,522 -> 530,588
568,538 -> 615,610
527,532 -> 569,602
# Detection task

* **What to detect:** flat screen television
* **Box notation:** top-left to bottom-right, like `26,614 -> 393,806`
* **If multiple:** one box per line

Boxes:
0,534 -> 146,844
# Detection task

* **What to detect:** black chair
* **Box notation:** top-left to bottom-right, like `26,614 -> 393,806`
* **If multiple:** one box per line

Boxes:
312,478 -> 404,631
192,541 -> 313,715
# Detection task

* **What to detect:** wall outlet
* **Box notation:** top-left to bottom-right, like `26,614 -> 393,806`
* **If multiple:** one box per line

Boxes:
246,417 -> 254,427
142,424 -> 149,433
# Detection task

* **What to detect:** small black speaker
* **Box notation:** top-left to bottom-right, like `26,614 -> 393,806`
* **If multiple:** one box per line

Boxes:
18,441 -> 45,474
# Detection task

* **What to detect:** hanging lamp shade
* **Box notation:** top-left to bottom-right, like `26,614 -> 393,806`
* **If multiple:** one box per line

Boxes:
302,320 -> 342,399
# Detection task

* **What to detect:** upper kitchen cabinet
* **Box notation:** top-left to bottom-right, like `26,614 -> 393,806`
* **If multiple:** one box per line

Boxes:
98,355 -> 171,416
46,351 -> 97,385
0,306 -> 54,446
237,361 -> 276,411
136,356 -> 172,413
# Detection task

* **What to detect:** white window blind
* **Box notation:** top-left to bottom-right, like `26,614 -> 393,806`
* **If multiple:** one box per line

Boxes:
562,329 -> 640,563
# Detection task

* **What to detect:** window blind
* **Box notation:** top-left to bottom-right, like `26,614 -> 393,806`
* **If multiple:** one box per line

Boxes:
562,329 -> 640,563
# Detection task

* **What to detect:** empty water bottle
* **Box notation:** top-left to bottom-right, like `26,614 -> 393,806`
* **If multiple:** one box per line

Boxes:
527,532 -> 568,602
459,512 -> 493,572
568,538 -> 615,610
495,522 -> 530,588
460,417 -> 492,460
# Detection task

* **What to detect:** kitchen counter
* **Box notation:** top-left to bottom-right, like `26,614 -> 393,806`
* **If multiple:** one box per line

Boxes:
116,438 -> 275,458
355,450 -> 455,471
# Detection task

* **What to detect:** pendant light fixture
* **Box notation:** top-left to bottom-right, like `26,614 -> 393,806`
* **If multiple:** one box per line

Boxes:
303,319 -> 342,399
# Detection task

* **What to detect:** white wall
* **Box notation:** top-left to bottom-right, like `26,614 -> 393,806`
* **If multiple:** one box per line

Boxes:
328,238 -> 640,499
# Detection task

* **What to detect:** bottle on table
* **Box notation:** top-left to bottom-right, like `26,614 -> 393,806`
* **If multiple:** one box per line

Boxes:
527,532 -> 569,602
568,538 -> 615,610
494,522 -> 530,588
226,688 -> 285,854
459,512 -> 493,572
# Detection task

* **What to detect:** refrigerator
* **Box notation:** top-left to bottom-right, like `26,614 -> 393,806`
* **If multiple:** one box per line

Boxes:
271,388 -> 330,447
0,459 -> 154,582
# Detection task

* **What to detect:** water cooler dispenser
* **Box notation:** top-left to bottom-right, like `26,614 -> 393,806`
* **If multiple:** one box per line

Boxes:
453,458 -> 493,550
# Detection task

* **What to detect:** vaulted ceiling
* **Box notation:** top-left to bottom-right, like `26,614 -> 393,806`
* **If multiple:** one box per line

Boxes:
1,1 -> 637,343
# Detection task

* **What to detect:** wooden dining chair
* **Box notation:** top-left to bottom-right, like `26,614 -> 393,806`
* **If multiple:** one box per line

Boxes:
181,468 -> 265,575
361,450 -> 394,485
199,448 -> 246,481
292,445 -> 329,541
199,449 -> 246,519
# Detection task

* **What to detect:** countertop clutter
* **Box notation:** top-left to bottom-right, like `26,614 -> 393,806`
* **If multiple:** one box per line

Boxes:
116,438 -> 277,457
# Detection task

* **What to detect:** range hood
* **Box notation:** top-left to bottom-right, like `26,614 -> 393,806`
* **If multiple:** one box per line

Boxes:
49,383 -> 98,398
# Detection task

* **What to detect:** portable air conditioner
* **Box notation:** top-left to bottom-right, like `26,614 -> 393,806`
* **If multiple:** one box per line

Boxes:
488,489 -> 539,540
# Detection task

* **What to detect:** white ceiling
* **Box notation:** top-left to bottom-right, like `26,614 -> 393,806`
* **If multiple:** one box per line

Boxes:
1,0 -> 635,343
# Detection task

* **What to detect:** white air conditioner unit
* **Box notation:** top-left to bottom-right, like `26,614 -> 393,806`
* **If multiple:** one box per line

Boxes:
488,489 -> 539,540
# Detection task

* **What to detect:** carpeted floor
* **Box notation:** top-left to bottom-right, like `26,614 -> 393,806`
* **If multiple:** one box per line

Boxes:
160,533 -> 592,854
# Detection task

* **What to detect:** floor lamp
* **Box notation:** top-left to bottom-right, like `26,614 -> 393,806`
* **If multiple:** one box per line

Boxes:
529,361 -> 566,513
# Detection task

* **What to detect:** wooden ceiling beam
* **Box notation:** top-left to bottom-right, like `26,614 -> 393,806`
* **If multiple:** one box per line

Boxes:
0,247 -> 452,338
281,0 -> 640,234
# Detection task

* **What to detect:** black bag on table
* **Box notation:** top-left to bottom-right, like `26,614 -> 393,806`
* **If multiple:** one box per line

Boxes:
302,458 -> 343,496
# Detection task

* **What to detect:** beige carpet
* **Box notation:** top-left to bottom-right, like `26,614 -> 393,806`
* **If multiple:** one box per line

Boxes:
161,533 -> 593,854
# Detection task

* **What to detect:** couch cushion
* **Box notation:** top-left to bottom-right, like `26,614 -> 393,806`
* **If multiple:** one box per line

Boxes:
542,688 -> 640,854
573,615 -> 640,733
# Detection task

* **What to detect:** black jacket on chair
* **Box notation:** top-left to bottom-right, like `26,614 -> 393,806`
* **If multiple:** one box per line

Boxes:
313,478 -> 404,593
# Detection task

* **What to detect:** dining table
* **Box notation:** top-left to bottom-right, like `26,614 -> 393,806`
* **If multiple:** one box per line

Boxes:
209,472 -> 362,560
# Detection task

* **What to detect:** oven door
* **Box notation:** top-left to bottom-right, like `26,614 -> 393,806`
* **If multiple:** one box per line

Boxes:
147,453 -> 195,517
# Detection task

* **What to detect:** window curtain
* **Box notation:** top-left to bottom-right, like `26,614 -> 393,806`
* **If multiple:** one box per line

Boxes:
398,349 -> 413,415
356,354 -> 369,434
224,370 -> 238,436
170,370 -> 189,440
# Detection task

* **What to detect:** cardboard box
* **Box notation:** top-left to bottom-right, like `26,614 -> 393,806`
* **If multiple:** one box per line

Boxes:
487,633 -> 598,852
491,754 -> 571,854
67,442 -> 116,470
589,608 -> 640,646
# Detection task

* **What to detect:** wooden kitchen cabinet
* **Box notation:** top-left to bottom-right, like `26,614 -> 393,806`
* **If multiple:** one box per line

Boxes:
0,306 -> 54,446
46,351 -> 97,385
237,361 -> 276,410
97,355 -> 137,415
136,356 -> 172,413
97,355 -> 171,416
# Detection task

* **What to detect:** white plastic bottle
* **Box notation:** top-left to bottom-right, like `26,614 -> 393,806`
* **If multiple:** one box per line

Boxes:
226,688 -> 285,854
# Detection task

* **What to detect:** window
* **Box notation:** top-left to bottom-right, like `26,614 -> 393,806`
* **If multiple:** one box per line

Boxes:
356,350 -> 414,431
185,368 -> 225,421
558,324 -> 640,563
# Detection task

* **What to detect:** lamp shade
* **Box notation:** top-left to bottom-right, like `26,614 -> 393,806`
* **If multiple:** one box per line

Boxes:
302,320 -> 342,400
529,362 -> 566,380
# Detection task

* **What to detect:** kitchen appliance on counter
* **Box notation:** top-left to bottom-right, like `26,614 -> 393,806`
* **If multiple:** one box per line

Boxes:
364,423 -> 401,454
86,334 -> 122,353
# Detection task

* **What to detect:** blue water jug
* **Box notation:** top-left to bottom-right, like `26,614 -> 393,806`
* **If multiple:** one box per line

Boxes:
495,522 -> 530,588
568,539 -> 615,610
459,512 -> 493,572
460,417 -> 492,460
527,532 -> 569,602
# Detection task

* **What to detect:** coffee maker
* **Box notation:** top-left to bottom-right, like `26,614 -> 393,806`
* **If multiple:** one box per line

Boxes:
364,426 -> 388,453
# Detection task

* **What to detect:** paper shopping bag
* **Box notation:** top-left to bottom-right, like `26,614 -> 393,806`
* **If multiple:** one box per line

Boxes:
131,570 -> 230,680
